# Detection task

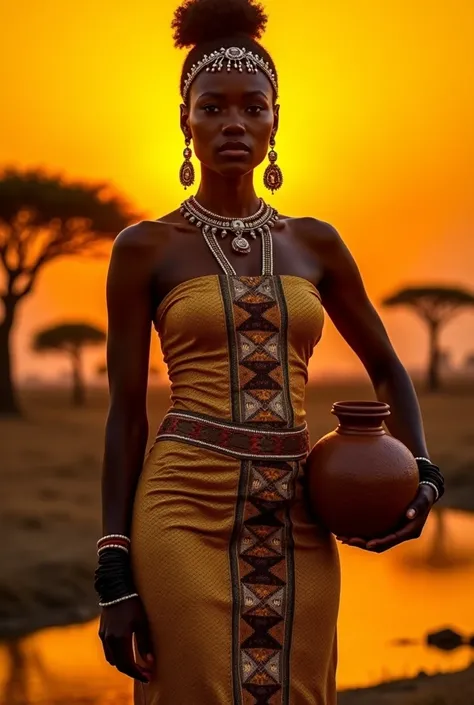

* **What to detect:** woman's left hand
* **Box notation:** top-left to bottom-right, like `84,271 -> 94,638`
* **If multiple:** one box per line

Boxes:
337,484 -> 437,553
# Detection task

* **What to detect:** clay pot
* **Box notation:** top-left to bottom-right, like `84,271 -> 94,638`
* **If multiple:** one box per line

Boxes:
305,401 -> 419,539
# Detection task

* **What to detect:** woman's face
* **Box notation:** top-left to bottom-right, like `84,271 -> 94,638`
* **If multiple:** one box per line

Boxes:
181,68 -> 279,178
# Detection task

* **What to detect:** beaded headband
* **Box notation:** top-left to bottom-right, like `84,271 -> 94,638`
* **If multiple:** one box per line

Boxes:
182,45 -> 278,103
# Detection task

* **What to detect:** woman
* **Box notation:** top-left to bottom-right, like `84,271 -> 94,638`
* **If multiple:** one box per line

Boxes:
95,0 -> 444,703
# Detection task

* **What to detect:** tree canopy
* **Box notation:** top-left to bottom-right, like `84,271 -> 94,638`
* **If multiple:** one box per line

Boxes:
0,167 -> 138,414
382,285 -> 474,391
32,323 -> 106,352
32,323 -> 106,407
383,286 -> 474,322
0,167 -> 138,303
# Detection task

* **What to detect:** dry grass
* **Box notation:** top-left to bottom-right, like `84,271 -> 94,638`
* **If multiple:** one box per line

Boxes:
339,664 -> 474,705
1,381 -> 473,637
1,381 -> 474,704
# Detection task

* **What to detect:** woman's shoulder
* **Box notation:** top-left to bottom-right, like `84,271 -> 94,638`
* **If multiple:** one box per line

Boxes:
112,209 -> 183,252
282,214 -> 342,249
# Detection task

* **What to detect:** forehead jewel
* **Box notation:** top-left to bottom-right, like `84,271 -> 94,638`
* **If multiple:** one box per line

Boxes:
183,46 -> 278,101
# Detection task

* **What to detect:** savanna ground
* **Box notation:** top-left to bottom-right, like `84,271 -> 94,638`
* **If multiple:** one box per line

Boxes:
1,380 -> 474,704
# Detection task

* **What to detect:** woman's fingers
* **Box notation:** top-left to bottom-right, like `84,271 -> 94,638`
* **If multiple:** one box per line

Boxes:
366,515 -> 426,552
99,618 -> 116,667
405,484 -> 435,520
336,484 -> 435,552
102,639 -> 116,667
107,633 -> 152,683
344,537 -> 368,549
365,532 -> 401,552
336,536 -> 368,548
135,622 -> 155,666
366,487 -> 433,552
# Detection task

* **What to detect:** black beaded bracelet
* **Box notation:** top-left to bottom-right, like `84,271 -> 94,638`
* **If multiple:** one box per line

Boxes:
94,547 -> 138,607
415,457 -> 445,502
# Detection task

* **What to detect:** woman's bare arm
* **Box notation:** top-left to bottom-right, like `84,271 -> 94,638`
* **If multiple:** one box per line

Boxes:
101,223 -> 155,536
314,221 -> 430,460
307,220 -> 439,551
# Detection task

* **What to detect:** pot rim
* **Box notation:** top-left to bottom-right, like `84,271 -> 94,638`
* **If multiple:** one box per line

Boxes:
331,400 -> 391,417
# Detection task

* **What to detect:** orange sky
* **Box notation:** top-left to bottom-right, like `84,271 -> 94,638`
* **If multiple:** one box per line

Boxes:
2,0 -> 474,382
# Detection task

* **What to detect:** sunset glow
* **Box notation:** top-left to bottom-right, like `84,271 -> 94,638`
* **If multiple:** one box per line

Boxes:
2,0 -> 474,381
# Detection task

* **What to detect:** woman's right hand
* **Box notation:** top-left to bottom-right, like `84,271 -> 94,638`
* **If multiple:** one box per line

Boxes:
99,597 -> 154,683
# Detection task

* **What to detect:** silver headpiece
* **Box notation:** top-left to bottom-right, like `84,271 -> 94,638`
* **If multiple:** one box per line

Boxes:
182,46 -> 278,103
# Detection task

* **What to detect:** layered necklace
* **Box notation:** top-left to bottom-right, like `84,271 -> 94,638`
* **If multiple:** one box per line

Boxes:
180,195 -> 279,256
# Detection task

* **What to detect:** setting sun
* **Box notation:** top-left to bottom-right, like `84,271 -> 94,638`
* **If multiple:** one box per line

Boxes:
2,0 -> 473,381
1,5 -> 474,704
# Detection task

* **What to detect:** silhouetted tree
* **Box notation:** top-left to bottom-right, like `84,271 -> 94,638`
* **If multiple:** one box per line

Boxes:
464,352 -> 474,374
0,167 -> 138,415
32,323 -> 106,407
383,286 -> 474,392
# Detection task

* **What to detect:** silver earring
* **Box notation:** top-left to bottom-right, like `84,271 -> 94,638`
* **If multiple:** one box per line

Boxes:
179,136 -> 195,189
263,136 -> 283,193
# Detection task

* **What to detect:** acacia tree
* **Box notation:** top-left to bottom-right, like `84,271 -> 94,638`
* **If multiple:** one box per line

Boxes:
464,352 -> 474,374
382,286 -> 474,392
32,323 -> 106,407
0,167 -> 137,415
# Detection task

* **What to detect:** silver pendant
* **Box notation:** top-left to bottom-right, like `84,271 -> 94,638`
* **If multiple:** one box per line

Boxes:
230,219 -> 251,254
232,236 -> 251,254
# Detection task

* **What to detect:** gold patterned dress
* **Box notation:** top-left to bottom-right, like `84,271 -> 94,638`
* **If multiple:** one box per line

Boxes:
131,271 -> 341,705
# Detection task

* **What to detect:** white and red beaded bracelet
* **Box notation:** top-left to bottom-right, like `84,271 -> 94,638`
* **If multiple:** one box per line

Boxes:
97,534 -> 130,555
97,533 -> 130,547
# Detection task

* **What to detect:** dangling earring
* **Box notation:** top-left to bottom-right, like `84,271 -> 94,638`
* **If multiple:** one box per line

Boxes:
179,136 -> 195,189
263,136 -> 283,193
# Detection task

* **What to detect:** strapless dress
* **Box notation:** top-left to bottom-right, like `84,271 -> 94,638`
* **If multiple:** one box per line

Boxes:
131,274 -> 340,705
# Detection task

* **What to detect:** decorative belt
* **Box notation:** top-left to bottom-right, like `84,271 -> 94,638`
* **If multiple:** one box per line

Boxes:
155,409 -> 310,461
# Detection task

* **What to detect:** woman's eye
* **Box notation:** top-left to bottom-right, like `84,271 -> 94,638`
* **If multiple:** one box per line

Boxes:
247,105 -> 264,115
203,105 -> 219,113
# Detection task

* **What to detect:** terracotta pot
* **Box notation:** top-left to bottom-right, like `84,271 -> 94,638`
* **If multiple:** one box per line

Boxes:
305,401 -> 419,539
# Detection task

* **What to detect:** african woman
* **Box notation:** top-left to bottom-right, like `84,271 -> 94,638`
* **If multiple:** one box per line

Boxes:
95,1 -> 445,703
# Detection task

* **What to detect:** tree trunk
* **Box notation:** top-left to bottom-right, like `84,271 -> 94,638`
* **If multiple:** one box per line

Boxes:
427,507 -> 449,567
71,347 -> 86,407
0,300 -> 21,416
427,320 -> 441,392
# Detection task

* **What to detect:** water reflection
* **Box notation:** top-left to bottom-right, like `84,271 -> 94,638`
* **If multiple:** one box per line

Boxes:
404,506 -> 473,570
2,640 -> 30,705
1,509 -> 473,704
0,628 -> 131,705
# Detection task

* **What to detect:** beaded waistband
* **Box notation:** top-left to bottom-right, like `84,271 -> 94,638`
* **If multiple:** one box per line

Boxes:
155,409 -> 310,461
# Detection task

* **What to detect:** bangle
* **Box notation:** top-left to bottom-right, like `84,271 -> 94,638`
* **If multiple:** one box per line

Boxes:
414,457 -> 445,501
97,534 -> 130,547
97,544 -> 129,556
99,592 -> 139,608
94,545 -> 136,606
97,535 -> 130,554
419,480 -> 440,502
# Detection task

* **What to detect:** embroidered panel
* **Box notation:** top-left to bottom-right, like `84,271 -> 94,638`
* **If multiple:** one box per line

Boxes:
230,459 -> 297,705
220,275 -> 297,704
220,276 -> 294,428
156,410 -> 309,460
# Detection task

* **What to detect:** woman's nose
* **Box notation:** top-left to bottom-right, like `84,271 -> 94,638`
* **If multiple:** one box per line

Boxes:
221,114 -> 246,136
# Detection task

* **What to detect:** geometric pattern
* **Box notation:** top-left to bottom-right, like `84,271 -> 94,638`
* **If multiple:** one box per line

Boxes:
220,276 -> 294,428
156,409 -> 309,461
221,275 -> 298,705
230,459 -> 297,705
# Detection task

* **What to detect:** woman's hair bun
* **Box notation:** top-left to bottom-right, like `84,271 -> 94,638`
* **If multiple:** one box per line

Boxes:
172,0 -> 268,49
